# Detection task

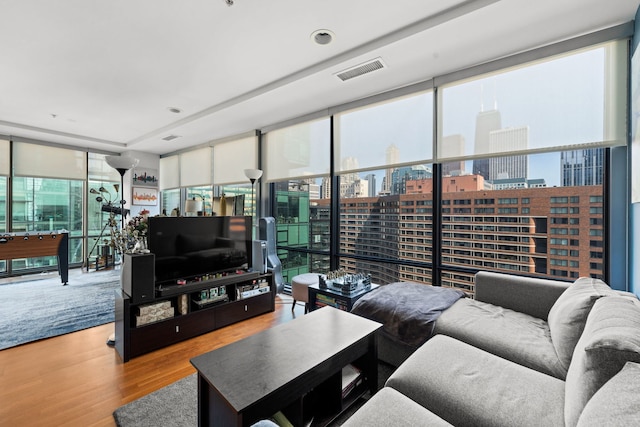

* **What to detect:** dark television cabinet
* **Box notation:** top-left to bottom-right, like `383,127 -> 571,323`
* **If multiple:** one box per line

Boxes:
115,253 -> 275,362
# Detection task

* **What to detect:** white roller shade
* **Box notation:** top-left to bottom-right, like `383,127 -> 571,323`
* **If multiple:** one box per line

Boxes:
264,117 -> 330,181
88,153 -> 121,182
159,155 -> 180,190
437,41 -> 627,162
13,142 -> 86,180
0,139 -> 9,176
213,135 -> 258,185
334,90 -> 433,173
180,147 -> 213,187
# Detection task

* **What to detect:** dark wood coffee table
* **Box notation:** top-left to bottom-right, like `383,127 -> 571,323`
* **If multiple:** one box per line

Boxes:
191,307 -> 382,427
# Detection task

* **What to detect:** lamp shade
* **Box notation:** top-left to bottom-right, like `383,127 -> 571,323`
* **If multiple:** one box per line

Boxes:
244,168 -> 263,181
105,155 -> 139,172
185,199 -> 203,214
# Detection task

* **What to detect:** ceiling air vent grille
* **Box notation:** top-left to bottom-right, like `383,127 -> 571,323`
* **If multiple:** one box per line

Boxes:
162,134 -> 181,141
335,58 -> 385,82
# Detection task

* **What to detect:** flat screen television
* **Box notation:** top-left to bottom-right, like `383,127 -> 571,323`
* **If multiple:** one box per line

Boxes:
147,216 -> 252,285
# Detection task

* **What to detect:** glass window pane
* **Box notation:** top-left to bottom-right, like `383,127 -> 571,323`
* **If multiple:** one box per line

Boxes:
438,41 -> 626,164
161,189 -> 181,216
337,165 -> 434,284
441,150 -> 605,293
11,177 -> 83,272
273,178 -> 330,281
264,118 -> 330,181
335,91 -> 433,173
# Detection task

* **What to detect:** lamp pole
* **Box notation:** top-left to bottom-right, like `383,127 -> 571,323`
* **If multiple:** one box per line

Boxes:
105,155 -> 139,232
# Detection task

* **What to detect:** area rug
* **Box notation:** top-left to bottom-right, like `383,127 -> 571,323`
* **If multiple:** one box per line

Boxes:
114,374 -> 197,427
0,268 -> 120,350
113,365 -> 389,427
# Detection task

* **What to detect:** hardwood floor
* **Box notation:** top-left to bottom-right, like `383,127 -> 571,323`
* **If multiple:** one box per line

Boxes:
0,290 -> 304,427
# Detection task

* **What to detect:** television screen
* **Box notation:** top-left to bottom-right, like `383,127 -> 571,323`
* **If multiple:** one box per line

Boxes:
147,216 -> 252,284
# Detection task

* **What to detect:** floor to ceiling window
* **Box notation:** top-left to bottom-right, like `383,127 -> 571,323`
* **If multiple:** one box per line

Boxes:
333,89 -> 434,285
264,117 -> 331,285
263,36 -> 626,293
8,142 -> 87,273
436,40 -> 624,294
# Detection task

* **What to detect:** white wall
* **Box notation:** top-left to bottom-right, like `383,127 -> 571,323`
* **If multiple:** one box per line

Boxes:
122,150 -> 161,217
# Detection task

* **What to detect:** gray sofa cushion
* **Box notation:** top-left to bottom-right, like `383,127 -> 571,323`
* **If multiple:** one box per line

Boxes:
565,296 -> 640,427
547,277 -> 612,372
387,334 -> 565,427
342,387 -> 453,427
576,361 -> 640,427
434,298 -> 566,378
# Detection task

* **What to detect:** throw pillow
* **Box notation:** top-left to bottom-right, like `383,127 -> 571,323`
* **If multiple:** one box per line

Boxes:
576,361 -> 640,427
547,277 -> 612,371
564,296 -> 640,427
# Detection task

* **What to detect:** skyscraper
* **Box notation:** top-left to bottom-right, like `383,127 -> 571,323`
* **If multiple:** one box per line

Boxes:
561,149 -> 604,186
472,109 -> 502,179
383,144 -> 400,193
488,126 -> 529,180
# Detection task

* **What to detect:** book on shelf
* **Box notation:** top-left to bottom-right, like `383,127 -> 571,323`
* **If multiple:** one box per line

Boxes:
342,364 -> 363,399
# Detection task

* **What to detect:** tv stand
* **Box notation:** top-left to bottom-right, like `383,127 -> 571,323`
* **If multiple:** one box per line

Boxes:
115,261 -> 274,362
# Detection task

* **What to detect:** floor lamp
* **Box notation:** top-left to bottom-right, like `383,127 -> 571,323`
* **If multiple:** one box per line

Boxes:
105,155 -> 139,231
104,155 -> 138,347
244,169 -> 263,234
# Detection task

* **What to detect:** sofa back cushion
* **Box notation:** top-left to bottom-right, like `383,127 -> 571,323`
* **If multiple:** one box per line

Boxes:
576,361 -> 640,427
564,296 -> 640,427
547,277 -> 612,371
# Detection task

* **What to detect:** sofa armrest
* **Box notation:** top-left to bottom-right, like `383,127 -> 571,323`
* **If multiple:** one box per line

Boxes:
475,271 -> 570,320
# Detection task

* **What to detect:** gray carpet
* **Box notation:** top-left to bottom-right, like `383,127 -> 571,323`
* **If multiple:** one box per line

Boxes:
113,363 -> 395,427
0,268 -> 120,350
114,374 -> 197,427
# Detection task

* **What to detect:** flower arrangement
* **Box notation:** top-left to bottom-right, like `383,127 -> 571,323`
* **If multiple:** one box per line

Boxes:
109,213 -> 149,254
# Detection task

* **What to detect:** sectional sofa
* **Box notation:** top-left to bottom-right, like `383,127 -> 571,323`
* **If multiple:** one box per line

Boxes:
344,272 -> 640,426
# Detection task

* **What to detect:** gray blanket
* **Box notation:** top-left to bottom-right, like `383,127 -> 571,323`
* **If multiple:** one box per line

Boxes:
352,282 -> 465,347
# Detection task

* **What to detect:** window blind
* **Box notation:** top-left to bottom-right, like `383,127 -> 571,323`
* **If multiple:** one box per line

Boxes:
0,139 -> 9,176
437,41 -> 627,162
179,147 -> 213,187
159,155 -> 180,190
13,142 -> 86,180
213,135 -> 258,185
264,118 -> 330,181
334,90 -> 433,174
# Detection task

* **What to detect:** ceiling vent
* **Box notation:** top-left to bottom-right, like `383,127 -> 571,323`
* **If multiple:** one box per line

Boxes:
335,58 -> 386,82
162,134 -> 181,141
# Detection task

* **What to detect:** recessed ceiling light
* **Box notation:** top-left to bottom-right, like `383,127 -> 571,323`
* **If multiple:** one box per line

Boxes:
311,29 -> 335,46
167,107 -> 182,114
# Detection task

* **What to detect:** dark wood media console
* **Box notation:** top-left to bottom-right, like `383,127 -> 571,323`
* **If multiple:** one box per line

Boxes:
115,253 -> 275,362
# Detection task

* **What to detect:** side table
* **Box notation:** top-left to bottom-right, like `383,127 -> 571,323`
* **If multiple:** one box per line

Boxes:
308,283 -> 379,312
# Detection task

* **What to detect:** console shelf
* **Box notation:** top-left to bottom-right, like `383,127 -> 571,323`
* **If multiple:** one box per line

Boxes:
115,257 -> 274,363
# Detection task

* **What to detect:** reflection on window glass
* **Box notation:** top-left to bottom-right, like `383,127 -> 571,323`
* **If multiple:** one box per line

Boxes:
11,177 -> 84,270
218,184 -> 251,217
86,179 -> 119,264
0,176 -> 5,272
185,186 -> 213,216
274,178 -> 330,282
161,189 -> 180,216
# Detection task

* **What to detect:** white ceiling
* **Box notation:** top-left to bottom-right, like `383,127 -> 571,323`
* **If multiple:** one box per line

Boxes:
0,0 -> 638,156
